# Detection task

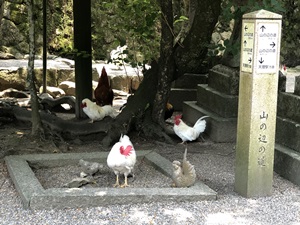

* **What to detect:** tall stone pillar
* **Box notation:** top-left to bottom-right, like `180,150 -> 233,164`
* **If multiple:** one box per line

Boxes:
234,10 -> 282,197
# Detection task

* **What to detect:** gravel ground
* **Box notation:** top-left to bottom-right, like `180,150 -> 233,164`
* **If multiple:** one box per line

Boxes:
33,160 -> 172,189
1,138 -> 300,225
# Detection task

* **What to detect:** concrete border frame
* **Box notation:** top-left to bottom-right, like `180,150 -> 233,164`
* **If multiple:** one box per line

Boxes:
5,151 -> 217,209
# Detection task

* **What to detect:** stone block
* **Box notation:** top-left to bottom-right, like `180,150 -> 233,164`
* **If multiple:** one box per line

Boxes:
172,73 -> 208,89
208,64 -> 239,95
196,84 -> 238,118
277,92 -> 300,123
276,116 -> 300,152
274,144 -> 300,186
0,67 -> 75,91
183,101 -> 237,142
169,88 -> 197,111
294,75 -> 300,96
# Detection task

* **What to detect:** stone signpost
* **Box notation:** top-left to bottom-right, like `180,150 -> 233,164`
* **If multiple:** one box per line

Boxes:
235,10 -> 282,197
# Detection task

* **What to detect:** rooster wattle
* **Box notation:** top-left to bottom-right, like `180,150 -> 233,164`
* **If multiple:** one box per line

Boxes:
107,134 -> 136,187
173,114 -> 209,143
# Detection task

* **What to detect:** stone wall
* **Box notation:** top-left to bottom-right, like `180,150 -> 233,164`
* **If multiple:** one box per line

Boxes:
0,0 -> 30,58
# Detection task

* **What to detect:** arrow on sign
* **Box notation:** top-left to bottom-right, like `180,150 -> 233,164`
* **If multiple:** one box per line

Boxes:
270,42 -> 275,48
248,58 -> 252,63
260,25 -> 266,32
244,25 -> 248,31
259,57 -> 264,64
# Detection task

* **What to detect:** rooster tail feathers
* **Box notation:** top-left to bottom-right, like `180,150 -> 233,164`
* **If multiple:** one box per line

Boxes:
181,148 -> 196,180
194,116 -> 209,125
193,116 -> 209,134
183,147 -> 187,162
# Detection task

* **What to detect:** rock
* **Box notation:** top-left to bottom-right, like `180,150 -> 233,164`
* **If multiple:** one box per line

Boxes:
0,52 -> 15,59
0,88 -> 29,98
64,177 -> 91,188
79,159 -> 103,176
39,86 -> 66,98
110,75 -> 142,92
54,57 -> 75,68
0,68 -> 27,91
58,81 -> 76,96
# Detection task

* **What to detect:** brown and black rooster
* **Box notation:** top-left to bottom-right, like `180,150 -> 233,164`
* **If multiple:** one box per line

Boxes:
94,67 -> 114,106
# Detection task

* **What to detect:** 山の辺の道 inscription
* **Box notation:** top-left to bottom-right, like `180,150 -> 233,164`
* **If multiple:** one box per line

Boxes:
235,9 -> 282,198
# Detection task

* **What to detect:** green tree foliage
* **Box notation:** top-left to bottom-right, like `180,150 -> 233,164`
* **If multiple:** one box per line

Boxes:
91,0 -> 160,66
281,0 -> 300,66
211,0 -> 285,59
46,0 -> 74,57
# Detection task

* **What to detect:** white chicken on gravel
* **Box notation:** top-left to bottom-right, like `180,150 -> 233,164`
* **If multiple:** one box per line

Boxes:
107,134 -> 136,187
80,98 -> 115,123
173,114 -> 209,144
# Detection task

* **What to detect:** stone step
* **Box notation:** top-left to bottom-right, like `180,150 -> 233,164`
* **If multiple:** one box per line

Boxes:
295,75 -> 300,96
274,143 -> 300,186
183,101 -> 237,142
208,65 -> 239,95
196,84 -> 238,118
170,88 -> 197,111
277,92 -> 300,123
276,116 -> 300,152
172,73 -> 208,89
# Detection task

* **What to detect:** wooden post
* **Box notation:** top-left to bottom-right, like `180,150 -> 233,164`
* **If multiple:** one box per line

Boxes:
42,0 -> 47,93
234,10 -> 282,197
73,0 -> 92,118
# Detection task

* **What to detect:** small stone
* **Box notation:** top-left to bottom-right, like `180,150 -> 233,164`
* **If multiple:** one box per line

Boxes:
65,178 -> 90,188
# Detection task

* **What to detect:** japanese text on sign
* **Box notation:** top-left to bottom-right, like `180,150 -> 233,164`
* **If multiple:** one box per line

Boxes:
241,22 -> 254,73
258,111 -> 268,167
257,23 -> 279,74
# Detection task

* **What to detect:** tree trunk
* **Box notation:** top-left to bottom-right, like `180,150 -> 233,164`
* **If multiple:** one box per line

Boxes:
102,0 -> 222,146
152,0 -> 174,127
220,1 -> 248,67
174,0 -> 222,77
27,0 -> 43,136
102,61 -> 160,146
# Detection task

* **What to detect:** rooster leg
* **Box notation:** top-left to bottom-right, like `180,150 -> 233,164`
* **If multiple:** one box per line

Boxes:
120,175 -> 129,188
113,175 -> 120,187
199,134 -> 206,142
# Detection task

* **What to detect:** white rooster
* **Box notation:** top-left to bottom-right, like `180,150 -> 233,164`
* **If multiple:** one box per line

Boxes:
80,98 -> 116,123
173,114 -> 209,143
107,134 -> 136,187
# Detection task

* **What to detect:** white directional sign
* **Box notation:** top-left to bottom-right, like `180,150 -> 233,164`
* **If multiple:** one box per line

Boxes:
241,22 -> 254,73
257,22 -> 279,73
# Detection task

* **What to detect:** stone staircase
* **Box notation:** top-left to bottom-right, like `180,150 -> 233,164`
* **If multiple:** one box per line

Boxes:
169,73 -> 207,111
179,64 -> 300,187
182,64 -> 239,142
274,75 -> 300,186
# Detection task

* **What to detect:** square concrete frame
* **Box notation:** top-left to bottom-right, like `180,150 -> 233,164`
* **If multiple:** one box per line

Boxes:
5,151 -> 217,209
